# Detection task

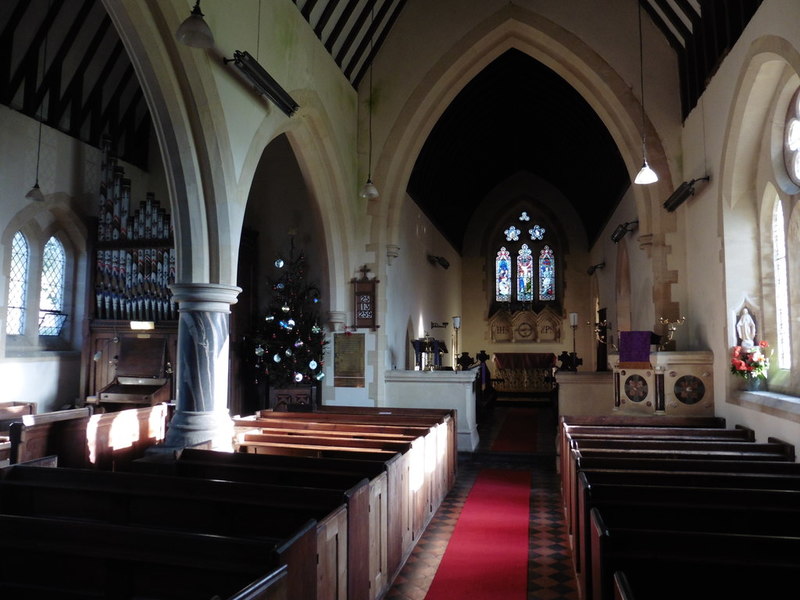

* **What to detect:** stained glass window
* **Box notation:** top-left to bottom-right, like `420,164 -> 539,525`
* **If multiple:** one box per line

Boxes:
517,244 -> 533,301
772,202 -> 790,368
496,247 -> 512,302
7,232 -> 29,335
39,236 -> 66,336
495,213 -> 557,304
539,245 -> 555,301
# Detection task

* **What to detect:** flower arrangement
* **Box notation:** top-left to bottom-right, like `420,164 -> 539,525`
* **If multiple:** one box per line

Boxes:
730,341 -> 771,380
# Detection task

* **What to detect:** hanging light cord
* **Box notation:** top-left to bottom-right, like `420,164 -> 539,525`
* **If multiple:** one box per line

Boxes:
34,9 -> 50,188
367,9 -> 374,181
638,2 -> 646,158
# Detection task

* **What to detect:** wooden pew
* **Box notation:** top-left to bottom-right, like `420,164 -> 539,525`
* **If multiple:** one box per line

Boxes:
590,508 -> 800,600
0,436 -> 9,466
238,420 -> 438,548
262,406 -> 458,493
132,450 -> 386,600
612,563 -> 799,600
0,401 -> 36,433
8,407 -> 92,466
230,564 -> 288,600
0,465 -> 349,599
559,424 -> 756,529
237,421 -> 436,553
575,470 -> 800,598
247,408 -> 455,491
565,438 -> 796,566
173,447 -> 416,582
8,404 -> 171,469
0,512 -> 315,600
562,431 -> 792,549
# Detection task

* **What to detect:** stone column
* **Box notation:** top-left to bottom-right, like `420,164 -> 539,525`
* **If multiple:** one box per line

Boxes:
165,283 -> 242,450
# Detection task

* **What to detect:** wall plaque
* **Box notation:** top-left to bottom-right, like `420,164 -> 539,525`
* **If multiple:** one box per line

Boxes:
334,333 -> 365,387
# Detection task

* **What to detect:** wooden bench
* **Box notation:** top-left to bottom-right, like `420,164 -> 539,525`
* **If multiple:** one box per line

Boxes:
0,465 -> 348,599
9,404 -> 171,469
131,449 -> 387,600
276,406 -> 458,491
237,412 -> 448,548
0,512 -> 315,600
612,563 -> 800,600
253,407 -> 457,492
176,447 -> 419,583
559,424 -> 756,527
590,508 -> 800,600
576,471 -> 800,598
0,401 -> 36,433
561,430 -> 791,544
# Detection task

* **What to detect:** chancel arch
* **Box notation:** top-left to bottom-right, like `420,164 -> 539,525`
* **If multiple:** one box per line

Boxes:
376,3 -> 675,329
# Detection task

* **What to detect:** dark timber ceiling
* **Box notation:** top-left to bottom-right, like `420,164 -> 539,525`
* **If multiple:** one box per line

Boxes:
2,0 -> 763,249
296,0 -> 764,251
0,0 -> 150,169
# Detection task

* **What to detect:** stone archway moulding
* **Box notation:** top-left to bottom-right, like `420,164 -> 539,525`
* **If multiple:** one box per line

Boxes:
375,4 -> 674,321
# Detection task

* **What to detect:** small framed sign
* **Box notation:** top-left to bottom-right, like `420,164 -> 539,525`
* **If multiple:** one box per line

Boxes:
352,265 -> 379,330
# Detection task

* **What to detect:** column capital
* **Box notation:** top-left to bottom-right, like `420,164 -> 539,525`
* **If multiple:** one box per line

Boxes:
169,283 -> 242,312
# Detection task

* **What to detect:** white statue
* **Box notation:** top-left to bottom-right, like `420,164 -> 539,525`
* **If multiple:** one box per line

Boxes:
736,308 -> 756,348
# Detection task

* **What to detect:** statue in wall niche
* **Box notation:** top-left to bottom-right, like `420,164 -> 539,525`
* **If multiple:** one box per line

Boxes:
736,308 -> 757,348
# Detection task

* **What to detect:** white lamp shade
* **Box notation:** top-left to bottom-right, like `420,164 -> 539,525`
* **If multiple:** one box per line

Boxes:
360,179 -> 380,200
176,6 -> 215,48
25,183 -> 45,202
634,160 -> 658,184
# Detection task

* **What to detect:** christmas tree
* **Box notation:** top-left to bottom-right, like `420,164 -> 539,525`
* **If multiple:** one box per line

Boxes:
250,241 -> 327,390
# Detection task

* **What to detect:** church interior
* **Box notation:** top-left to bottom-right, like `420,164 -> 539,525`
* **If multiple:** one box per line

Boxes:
2,0 -> 800,598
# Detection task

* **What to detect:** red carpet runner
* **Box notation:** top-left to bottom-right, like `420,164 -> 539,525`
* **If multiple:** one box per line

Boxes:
424,469 -> 531,599
490,407 -> 539,452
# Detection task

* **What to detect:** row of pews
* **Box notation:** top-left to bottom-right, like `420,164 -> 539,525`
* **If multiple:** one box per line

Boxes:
558,414 -> 800,600
0,404 -> 455,600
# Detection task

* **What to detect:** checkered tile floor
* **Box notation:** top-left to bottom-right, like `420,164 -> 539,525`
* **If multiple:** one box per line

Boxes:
384,404 -> 579,600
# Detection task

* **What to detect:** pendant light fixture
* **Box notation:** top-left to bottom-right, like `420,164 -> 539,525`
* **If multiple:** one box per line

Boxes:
176,0 -> 215,49
634,1 -> 658,185
26,7 -> 49,202
359,8 -> 380,201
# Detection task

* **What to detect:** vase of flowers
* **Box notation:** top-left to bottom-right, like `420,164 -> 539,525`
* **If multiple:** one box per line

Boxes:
730,341 -> 770,390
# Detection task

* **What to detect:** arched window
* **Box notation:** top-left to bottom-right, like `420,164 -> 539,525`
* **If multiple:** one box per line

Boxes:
493,210 -> 558,308
772,201 -> 791,368
6,231 -> 29,335
495,247 -> 511,302
517,244 -> 533,301
39,236 -> 66,336
539,245 -> 555,301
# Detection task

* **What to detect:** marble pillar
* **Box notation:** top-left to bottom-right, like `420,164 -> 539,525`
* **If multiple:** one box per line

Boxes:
164,283 -> 241,450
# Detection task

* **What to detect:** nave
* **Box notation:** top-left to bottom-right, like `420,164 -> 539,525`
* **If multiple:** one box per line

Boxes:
386,403 -> 579,600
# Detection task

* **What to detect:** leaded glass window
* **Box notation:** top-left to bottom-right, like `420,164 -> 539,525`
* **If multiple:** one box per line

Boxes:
7,232 -> 29,335
772,202 -> 791,368
496,247 -> 512,302
39,236 -> 66,336
784,88 -> 800,186
539,245 -> 555,301
517,244 -> 533,301
494,212 -> 557,305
